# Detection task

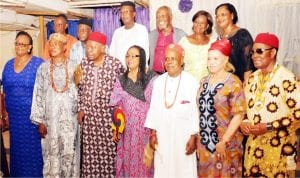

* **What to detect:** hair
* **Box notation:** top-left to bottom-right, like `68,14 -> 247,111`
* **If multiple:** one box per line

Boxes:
16,31 -> 33,54
78,18 -> 93,29
56,13 -> 68,23
120,1 -> 136,12
225,61 -> 235,73
157,6 -> 173,18
215,3 -> 238,24
124,45 -> 147,89
192,10 -> 213,35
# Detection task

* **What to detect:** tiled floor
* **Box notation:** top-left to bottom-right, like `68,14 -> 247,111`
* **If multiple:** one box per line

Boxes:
1,129 -> 300,176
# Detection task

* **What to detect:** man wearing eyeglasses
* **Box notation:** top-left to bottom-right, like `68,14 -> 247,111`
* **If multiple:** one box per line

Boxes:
241,33 -> 300,177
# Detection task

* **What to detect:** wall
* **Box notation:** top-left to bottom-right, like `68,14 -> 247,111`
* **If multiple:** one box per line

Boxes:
149,0 -> 300,77
0,30 -> 40,76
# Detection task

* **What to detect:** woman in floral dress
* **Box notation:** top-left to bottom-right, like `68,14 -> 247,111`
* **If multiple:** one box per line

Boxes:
197,39 -> 246,177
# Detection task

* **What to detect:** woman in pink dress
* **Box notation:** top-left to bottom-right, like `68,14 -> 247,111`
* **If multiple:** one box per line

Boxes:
110,45 -> 156,178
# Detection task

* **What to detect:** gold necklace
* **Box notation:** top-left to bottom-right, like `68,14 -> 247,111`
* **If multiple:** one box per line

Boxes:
254,63 -> 279,111
164,73 -> 181,109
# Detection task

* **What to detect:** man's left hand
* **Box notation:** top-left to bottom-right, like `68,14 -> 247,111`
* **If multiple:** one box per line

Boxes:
186,134 -> 197,155
249,123 -> 268,136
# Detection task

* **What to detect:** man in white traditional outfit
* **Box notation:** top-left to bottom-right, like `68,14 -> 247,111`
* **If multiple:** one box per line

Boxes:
145,43 -> 199,178
31,33 -> 80,178
109,1 -> 149,67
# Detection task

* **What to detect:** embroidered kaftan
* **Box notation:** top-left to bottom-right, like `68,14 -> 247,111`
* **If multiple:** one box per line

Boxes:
78,56 -> 124,177
30,60 -> 80,178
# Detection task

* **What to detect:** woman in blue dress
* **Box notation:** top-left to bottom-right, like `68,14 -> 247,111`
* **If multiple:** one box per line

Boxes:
2,31 -> 44,177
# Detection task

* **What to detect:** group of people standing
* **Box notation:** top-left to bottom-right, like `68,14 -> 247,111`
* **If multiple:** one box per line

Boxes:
0,1 -> 299,178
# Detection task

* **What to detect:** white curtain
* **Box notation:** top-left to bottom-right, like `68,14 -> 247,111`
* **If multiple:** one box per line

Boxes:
149,0 -> 300,77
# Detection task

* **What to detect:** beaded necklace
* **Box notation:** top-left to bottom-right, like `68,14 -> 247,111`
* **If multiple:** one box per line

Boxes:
254,63 -> 279,111
164,73 -> 181,109
50,59 -> 69,93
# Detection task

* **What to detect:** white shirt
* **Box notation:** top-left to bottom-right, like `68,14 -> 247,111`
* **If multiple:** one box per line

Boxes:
109,23 -> 149,67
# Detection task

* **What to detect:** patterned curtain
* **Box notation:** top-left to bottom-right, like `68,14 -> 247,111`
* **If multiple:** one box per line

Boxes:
93,7 -> 150,46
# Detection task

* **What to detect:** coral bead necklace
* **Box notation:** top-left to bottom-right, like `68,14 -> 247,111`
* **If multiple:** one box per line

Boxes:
50,59 -> 69,93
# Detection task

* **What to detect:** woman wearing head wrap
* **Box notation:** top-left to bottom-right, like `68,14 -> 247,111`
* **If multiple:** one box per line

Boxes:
2,31 -> 44,177
30,33 -> 80,177
197,39 -> 246,177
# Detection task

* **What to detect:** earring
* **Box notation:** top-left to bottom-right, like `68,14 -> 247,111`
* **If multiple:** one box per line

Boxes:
28,49 -> 30,53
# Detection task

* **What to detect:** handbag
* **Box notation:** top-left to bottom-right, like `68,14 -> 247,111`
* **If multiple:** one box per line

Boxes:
111,106 -> 126,133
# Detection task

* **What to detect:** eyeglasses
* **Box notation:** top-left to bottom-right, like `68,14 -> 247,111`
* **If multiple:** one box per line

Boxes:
15,42 -> 30,47
251,48 -> 273,55
125,55 -> 140,59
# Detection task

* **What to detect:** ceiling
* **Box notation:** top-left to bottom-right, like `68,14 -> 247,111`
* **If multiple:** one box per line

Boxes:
64,0 -> 148,8
0,0 -> 148,31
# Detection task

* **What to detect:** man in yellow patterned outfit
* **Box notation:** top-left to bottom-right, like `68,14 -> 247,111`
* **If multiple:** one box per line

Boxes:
241,32 -> 300,177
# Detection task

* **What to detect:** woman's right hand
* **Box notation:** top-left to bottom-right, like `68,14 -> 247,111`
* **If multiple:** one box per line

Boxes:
113,130 -> 121,143
38,123 -> 47,138
215,140 -> 227,162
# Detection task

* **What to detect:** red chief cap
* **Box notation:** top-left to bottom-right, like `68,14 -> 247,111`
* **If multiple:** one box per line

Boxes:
209,39 -> 232,57
254,32 -> 279,49
166,43 -> 185,56
88,32 -> 107,45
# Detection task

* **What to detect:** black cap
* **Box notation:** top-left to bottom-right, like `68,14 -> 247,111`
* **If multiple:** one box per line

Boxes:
78,18 -> 93,29
120,1 -> 135,10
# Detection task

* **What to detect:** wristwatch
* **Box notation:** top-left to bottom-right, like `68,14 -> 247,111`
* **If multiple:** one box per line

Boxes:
266,122 -> 273,131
